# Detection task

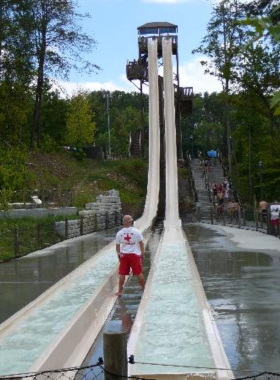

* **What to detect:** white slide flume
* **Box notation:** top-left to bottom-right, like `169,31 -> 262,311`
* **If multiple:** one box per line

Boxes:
135,38 -> 160,231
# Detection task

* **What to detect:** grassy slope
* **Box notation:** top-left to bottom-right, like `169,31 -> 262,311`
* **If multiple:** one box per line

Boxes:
0,152 -> 148,261
28,151 -> 148,211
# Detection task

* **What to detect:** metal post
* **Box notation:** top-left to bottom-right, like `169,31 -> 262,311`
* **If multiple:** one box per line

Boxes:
107,92 -> 111,157
80,216 -> 84,236
52,220 -> 56,244
14,228 -> 19,258
94,213 -> 98,231
103,331 -> 128,380
258,161 -> 263,200
37,223 -> 41,248
210,207 -> 213,225
106,212 -> 109,229
238,209 -> 242,229
65,218 -> 69,239
267,211 -> 271,235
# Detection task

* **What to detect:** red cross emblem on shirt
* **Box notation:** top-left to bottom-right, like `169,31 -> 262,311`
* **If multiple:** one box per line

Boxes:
124,234 -> 131,243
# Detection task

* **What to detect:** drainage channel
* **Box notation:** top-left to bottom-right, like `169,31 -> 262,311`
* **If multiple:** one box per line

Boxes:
80,220 -> 163,370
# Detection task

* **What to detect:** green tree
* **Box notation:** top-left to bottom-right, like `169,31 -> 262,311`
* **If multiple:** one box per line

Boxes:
30,0 -> 100,148
65,91 -> 96,148
193,0 -> 248,175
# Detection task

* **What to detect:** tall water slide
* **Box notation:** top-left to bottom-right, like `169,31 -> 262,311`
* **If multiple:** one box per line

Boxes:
128,37 -> 233,380
0,38 -> 232,380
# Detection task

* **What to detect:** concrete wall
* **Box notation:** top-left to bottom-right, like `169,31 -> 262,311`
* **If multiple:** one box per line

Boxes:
0,207 -> 78,219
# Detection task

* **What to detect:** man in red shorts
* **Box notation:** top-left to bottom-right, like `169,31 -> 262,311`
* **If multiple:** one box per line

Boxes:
115,215 -> 145,297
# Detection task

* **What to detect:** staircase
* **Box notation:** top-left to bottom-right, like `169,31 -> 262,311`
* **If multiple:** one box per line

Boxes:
190,158 -> 230,221
190,159 -> 212,221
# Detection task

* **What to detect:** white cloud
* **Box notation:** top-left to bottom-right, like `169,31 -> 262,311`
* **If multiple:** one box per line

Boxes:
53,77 -> 136,98
53,56 -> 222,98
179,56 -> 222,94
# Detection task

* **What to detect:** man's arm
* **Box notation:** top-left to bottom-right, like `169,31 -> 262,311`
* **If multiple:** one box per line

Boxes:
116,243 -> 120,257
139,240 -> 145,257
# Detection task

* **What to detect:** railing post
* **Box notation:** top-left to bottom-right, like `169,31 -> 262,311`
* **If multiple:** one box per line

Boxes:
106,212 -> 109,229
80,216 -> 84,236
52,220 -> 56,244
210,207 -> 213,225
238,209 -> 242,229
37,223 -> 41,248
260,211 -> 263,229
267,211 -> 271,235
103,331 -> 128,380
255,209 -> 259,231
14,228 -> 19,258
65,218 -> 69,239
94,213 -> 98,231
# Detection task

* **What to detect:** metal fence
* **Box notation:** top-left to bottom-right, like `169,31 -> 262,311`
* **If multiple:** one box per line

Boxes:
0,211 -> 122,262
198,205 -> 280,238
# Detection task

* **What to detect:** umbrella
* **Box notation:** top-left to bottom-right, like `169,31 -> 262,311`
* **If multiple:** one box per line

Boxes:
207,150 -> 217,158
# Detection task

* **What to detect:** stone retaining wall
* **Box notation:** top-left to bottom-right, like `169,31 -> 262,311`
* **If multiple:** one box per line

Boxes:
55,190 -> 122,239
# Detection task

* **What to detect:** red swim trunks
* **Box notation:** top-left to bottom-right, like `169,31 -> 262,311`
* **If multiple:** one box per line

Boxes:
119,254 -> 142,275
270,219 -> 279,226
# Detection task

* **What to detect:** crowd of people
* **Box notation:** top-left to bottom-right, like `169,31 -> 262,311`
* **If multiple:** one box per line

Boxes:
211,178 -> 240,221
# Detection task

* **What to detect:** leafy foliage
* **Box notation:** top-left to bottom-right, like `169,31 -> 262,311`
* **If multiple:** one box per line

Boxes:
65,91 -> 96,148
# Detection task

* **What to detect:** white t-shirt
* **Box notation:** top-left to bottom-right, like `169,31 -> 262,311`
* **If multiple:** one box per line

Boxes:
270,204 -> 280,220
116,227 -> 143,255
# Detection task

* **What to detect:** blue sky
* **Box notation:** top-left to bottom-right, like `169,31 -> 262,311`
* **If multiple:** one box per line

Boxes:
59,0 -> 223,96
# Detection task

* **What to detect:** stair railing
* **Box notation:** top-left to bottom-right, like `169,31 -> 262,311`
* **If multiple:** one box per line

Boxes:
198,155 -> 212,203
186,154 -> 198,202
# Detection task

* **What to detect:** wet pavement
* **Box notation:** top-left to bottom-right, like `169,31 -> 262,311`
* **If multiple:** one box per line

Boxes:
184,223 -> 280,376
0,228 -> 119,324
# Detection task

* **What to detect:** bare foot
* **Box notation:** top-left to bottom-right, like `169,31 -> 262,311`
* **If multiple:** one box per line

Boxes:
114,292 -> 122,297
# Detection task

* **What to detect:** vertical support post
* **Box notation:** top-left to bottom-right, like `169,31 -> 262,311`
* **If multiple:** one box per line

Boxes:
243,209 -> 246,226
267,211 -> 271,235
65,218 -> 69,239
260,210 -> 263,229
14,228 -> 19,258
52,220 -> 56,244
106,212 -> 109,229
103,331 -> 127,380
107,92 -> 111,157
210,207 -> 213,225
80,216 -> 84,236
37,223 -> 41,248
94,213 -> 98,231
238,209 -> 242,229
